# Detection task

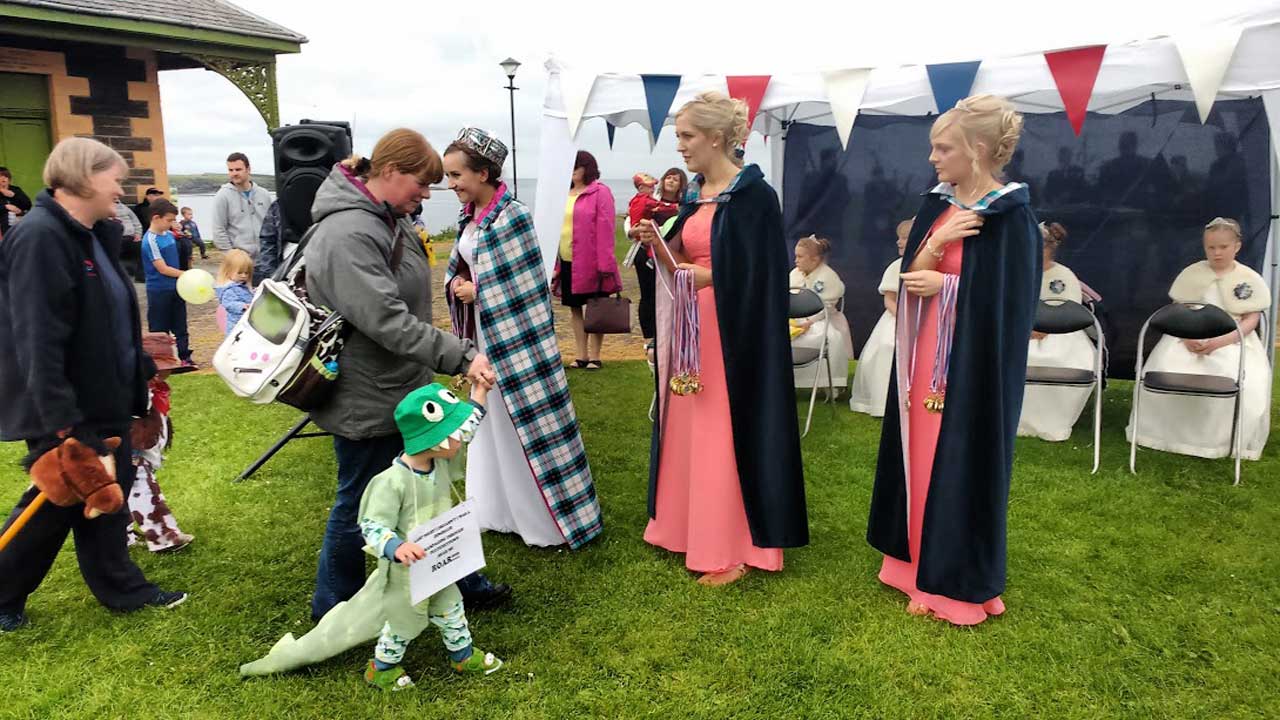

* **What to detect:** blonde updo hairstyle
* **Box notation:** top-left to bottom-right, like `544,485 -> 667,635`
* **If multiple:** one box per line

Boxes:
341,128 -> 443,186
930,94 -> 1024,181
795,234 -> 832,260
676,91 -> 750,168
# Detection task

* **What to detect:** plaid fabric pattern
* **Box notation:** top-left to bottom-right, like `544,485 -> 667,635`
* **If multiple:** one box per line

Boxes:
446,189 -> 602,548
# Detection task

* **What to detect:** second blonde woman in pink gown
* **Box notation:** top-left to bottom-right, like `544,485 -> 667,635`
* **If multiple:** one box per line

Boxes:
635,92 -> 808,587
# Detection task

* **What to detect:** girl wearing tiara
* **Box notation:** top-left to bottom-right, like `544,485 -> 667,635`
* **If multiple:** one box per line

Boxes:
1126,217 -> 1272,460
443,127 -> 602,550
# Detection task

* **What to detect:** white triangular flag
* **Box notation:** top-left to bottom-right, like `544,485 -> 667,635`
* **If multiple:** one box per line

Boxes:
560,69 -> 598,140
822,69 -> 872,151
1174,26 -> 1243,124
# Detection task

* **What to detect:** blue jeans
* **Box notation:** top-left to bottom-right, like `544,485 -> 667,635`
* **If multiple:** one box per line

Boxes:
311,434 -> 500,620
312,433 -> 401,619
145,287 -> 191,361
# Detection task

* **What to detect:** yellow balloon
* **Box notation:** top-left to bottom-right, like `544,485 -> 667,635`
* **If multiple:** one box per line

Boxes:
176,269 -> 215,305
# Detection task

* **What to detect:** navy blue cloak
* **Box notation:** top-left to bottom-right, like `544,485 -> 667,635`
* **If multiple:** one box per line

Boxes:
866,183 -> 1041,602
648,164 -> 809,548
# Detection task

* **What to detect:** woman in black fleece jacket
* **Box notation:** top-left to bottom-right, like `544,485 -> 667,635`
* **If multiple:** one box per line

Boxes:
0,138 -> 185,632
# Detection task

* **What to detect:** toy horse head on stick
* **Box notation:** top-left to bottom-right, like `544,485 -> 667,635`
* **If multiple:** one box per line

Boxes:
0,436 -> 124,556
30,437 -> 125,518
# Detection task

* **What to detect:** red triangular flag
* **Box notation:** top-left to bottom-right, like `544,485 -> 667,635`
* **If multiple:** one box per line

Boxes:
726,75 -> 771,140
1044,45 -> 1107,135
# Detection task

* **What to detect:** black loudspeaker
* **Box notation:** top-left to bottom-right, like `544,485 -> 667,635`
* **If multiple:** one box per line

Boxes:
271,119 -> 353,244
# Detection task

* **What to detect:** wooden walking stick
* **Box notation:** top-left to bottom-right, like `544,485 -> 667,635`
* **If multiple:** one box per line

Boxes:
0,494 -> 48,552
0,437 -> 124,554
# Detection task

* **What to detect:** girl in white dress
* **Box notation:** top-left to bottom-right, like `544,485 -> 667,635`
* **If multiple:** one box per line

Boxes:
1018,222 -> 1097,441
849,218 -> 910,416
1126,217 -> 1272,460
790,235 -> 853,394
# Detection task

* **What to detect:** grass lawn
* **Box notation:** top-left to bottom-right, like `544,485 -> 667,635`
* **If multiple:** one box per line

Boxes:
2,365 -> 1278,719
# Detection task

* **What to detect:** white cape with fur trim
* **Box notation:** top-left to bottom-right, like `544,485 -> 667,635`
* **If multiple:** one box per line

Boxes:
1040,262 -> 1083,304
1169,261 -> 1270,316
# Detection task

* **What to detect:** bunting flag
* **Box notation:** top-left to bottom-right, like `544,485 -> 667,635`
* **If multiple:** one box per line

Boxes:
641,74 -> 682,144
1174,27 -> 1243,123
726,75 -> 771,138
605,120 -> 616,149
926,61 -> 982,113
822,68 -> 872,151
559,69 -> 598,140
1044,45 -> 1107,135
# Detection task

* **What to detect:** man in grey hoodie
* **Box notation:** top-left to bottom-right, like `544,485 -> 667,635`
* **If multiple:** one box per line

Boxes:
209,152 -> 272,259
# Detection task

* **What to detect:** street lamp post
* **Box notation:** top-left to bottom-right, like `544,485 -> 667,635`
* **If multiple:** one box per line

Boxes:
500,57 -> 521,199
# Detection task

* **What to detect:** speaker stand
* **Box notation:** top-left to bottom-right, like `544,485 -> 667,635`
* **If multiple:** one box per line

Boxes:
235,415 -> 331,482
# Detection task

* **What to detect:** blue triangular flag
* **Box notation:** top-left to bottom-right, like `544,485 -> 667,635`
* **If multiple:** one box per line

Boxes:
606,120 -> 616,149
641,74 -> 682,143
926,61 -> 982,113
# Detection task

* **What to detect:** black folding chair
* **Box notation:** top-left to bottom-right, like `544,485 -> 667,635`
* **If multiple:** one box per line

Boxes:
1129,302 -> 1245,485
1024,299 -> 1105,473
789,287 -> 833,438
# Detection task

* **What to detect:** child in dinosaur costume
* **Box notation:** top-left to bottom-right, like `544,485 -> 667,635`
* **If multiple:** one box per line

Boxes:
240,381 -> 504,689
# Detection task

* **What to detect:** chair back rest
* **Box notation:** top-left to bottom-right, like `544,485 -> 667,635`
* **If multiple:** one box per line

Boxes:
1149,302 -> 1238,340
789,287 -> 825,319
1035,299 -> 1095,335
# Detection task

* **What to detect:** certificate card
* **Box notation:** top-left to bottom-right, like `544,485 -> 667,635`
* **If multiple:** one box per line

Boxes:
407,500 -> 486,605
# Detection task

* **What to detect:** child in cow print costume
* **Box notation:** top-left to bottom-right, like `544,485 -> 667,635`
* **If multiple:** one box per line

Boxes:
126,333 -> 194,552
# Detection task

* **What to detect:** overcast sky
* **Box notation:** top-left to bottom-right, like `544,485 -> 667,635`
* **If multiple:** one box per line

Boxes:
158,0 -> 1265,182
157,0 -> 772,181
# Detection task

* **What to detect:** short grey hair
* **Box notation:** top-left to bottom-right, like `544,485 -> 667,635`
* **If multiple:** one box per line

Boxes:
43,137 -> 127,199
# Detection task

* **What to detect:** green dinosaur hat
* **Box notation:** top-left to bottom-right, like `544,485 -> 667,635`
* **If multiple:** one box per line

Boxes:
395,383 -> 476,455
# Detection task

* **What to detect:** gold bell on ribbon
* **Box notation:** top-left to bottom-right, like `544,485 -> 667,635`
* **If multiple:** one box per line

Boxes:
670,373 -> 703,396
923,391 -> 945,414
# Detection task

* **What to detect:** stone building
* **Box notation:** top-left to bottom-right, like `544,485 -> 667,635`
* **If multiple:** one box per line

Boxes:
0,0 -> 304,199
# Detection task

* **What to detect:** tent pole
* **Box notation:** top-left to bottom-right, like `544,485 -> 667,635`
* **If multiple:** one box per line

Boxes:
1270,149 -> 1279,366
770,122 -> 787,205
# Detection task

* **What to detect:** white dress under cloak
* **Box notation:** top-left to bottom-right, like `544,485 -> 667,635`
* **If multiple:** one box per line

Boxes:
1126,271 -> 1272,461
1017,262 -> 1097,441
849,259 -> 901,417
790,263 -> 853,391
457,223 -> 566,546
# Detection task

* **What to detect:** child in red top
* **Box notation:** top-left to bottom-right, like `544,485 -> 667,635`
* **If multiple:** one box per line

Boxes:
628,173 -> 659,227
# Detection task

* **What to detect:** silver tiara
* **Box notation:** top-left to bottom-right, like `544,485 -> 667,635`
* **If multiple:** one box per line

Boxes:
456,127 -> 508,167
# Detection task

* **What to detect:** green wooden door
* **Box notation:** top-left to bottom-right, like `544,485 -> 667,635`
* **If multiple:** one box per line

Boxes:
0,72 -> 53,192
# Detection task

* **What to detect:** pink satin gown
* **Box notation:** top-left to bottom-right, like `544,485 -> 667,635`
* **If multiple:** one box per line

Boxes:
644,203 -> 784,574
878,206 -> 1006,625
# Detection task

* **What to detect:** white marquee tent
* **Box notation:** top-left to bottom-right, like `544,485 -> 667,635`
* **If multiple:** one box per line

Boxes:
532,2 -> 1280,355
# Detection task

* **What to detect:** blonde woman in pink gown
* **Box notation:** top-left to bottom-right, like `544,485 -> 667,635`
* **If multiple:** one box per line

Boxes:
867,95 -> 1041,626
631,92 -> 808,587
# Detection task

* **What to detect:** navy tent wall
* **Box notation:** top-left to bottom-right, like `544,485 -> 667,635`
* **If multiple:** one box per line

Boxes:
783,97 -> 1272,378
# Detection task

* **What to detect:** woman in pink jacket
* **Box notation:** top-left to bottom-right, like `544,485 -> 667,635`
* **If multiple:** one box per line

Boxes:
554,151 -> 623,370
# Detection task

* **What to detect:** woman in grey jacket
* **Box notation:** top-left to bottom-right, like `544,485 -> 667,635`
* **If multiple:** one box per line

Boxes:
302,128 -> 503,620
